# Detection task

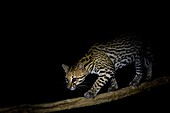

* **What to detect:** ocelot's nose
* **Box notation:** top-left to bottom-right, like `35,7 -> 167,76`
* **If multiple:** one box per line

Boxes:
67,85 -> 76,91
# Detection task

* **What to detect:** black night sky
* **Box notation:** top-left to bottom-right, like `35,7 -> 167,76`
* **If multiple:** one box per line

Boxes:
1,6 -> 170,112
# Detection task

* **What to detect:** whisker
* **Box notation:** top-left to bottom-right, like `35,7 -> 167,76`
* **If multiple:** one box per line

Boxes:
77,87 -> 84,91
78,84 -> 88,88
77,84 -> 89,91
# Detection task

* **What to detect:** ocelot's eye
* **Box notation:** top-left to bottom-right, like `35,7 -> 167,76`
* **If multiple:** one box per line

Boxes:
72,78 -> 76,82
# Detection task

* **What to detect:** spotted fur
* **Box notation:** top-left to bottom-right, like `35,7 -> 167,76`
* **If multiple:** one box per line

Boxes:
62,34 -> 153,98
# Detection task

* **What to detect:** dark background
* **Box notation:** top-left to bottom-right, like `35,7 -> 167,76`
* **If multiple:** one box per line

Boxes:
1,4 -> 170,112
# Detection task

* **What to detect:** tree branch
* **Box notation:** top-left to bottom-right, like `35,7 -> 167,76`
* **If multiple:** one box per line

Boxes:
0,76 -> 170,113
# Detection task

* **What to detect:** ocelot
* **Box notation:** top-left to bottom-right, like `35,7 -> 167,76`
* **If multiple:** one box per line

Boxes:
62,34 -> 153,98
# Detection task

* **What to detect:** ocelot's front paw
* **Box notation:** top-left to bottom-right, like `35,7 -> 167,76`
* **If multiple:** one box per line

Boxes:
84,91 -> 97,98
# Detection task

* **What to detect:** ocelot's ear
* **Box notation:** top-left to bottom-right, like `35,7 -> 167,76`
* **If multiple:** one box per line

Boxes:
77,62 -> 84,71
62,64 -> 69,73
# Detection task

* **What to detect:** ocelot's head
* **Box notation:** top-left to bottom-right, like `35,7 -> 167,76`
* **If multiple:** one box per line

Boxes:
62,62 -> 87,91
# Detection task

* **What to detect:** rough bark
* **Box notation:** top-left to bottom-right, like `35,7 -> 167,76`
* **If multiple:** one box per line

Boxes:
0,76 -> 170,113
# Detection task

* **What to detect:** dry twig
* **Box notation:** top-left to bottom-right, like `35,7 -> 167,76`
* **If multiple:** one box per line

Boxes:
0,76 -> 169,113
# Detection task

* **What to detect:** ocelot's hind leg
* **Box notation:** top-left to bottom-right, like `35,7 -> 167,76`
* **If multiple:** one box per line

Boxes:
144,57 -> 152,81
108,77 -> 118,91
129,56 -> 143,87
